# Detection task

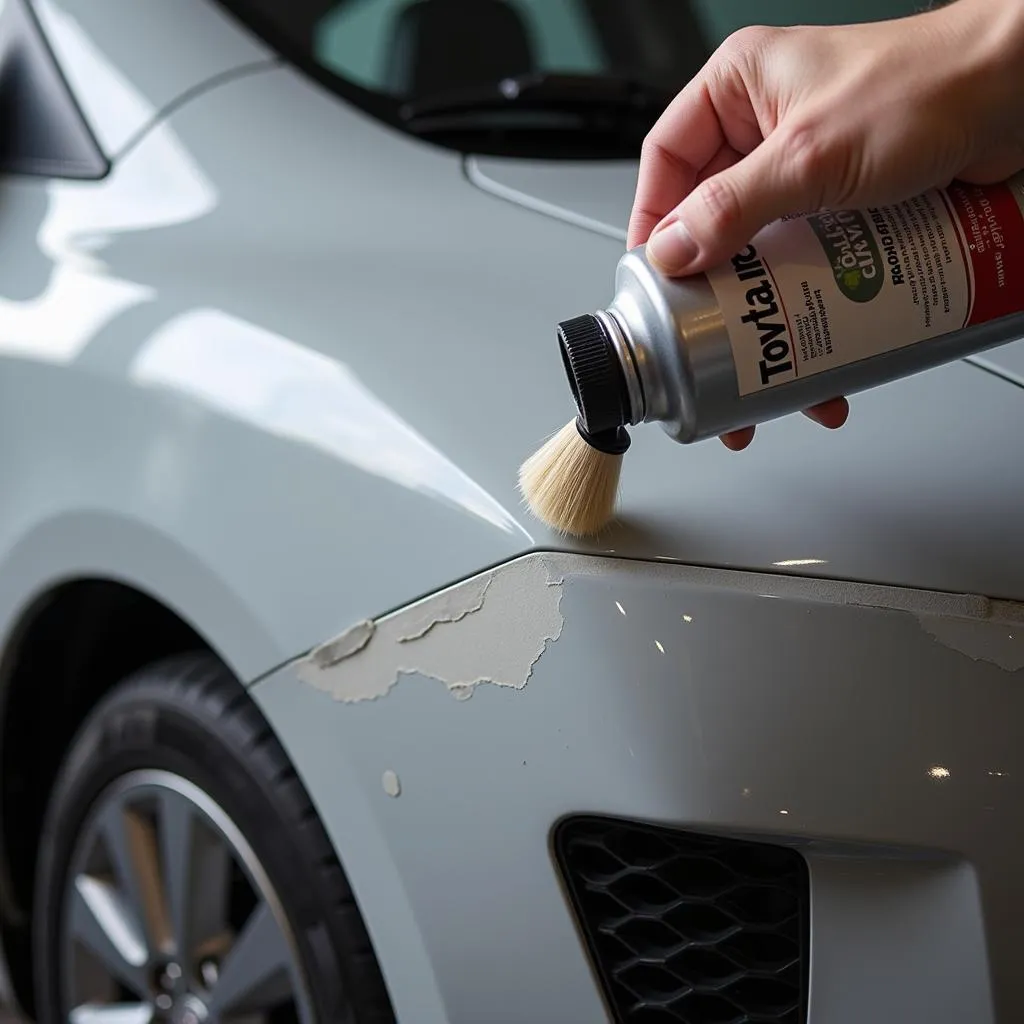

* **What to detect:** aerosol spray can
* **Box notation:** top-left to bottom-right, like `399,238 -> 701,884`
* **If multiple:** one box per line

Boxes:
557,173 -> 1024,452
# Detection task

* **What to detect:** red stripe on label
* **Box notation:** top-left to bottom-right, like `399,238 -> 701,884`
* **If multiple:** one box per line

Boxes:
946,180 -> 1024,326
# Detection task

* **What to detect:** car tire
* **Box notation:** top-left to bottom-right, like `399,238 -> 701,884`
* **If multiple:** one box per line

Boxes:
33,652 -> 394,1024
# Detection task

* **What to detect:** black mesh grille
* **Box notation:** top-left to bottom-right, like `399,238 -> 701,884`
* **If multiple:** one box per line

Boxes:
554,817 -> 809,1024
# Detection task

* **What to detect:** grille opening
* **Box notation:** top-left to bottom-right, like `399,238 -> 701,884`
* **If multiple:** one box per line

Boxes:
574,841 -> 627,880
722,885 -> 800,927
679,992 -> 746,1023
720,930 -> 799,970
607,828 -> 675,866
555,816 -> 809,1024
668,948 -> 742,985
610,872 -> 680,912
633,1010 -> 683,1024
666,904 -> 737,942
660,856 -> 736,898
617,918 -> 682,958
732,976 -> 802,1014
621,963 -> 687,999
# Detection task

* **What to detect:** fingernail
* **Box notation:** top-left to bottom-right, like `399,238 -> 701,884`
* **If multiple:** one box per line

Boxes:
647,218 -> 698,274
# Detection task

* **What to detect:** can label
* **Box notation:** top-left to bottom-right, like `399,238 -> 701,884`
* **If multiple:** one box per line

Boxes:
705,173 -> 1024,395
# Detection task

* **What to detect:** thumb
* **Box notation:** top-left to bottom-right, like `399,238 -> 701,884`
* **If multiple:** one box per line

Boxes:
646,131 -> 817,277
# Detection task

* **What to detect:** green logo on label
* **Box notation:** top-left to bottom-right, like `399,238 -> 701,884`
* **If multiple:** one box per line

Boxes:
807,209 -> 883,302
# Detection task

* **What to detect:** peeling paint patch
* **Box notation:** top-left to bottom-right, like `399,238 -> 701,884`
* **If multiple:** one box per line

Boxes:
397,575 -> 492,642
298,555 -> 564,703
308,619 -> 374,669
916,599 -> 1024,672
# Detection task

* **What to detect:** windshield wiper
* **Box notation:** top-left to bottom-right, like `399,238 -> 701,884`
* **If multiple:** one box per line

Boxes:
400,72 -> 671,131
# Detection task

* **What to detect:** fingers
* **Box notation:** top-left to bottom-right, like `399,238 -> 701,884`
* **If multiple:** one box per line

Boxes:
696,143 -> 744,185
720,426 -> 756,451
627,79 -> 727,250
803,397 -> 850,429
718,398 -> 849,450
647,127 -> 818,277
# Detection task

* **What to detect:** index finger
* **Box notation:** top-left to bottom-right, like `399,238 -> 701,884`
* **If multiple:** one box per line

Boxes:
627,78 -> 726,249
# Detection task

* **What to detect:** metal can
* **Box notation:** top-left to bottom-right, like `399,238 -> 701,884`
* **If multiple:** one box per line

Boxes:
557,175 -> 1024,449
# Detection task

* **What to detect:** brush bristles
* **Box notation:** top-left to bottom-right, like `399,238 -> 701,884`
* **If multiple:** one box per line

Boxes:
518,420 -> 623,536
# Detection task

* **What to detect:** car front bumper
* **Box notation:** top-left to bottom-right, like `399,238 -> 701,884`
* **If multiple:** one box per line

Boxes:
253,552 -> 1023,1023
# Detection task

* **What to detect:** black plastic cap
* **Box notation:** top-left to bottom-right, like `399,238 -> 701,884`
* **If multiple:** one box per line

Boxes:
576,419 -> 631,455
557,314 -> 631,439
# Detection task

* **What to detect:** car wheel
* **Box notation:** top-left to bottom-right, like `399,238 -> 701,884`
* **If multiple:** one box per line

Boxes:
33,653 -> 394,1024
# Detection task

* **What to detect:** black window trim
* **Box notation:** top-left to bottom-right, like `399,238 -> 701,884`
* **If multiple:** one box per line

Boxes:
214,0 -> 408,133
211,0 -> 671,161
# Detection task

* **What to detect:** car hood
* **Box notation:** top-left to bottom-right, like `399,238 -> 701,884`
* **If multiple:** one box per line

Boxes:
464,156 -> 1024,601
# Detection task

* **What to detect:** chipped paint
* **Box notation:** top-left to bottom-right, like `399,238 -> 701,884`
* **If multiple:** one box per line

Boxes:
297,551 -> 1024,710
397,575 -> 491,642
382,770 -> 401,797
308,618 -> 374,668
297,555 -> 564,702
916,599 -> 1024,672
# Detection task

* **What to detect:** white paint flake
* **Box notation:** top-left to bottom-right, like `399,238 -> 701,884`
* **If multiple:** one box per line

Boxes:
916,599 -> 1024,672
382,770 -> 401,797
297,555 -> 564,703
307,619 -> 375,668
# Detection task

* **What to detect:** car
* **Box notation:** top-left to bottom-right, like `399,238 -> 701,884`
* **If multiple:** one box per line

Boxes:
0,0 -> 1020,1021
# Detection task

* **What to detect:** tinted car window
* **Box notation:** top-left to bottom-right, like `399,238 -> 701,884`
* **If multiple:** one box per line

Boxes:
219,0 -> 925,158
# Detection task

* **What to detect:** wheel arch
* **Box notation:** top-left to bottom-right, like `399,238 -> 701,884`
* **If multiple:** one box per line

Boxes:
0,511 -> 282,1013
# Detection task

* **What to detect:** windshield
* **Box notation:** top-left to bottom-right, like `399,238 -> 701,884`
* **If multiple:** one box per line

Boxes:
220,0 -> 925,158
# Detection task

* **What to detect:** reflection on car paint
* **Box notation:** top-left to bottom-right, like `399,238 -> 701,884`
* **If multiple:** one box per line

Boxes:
131,308 -> 527,535
0,47 -> 215,363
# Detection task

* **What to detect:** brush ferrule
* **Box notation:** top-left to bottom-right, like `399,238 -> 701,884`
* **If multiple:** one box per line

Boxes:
575,419 -> 631,455
594,308 -> 645,425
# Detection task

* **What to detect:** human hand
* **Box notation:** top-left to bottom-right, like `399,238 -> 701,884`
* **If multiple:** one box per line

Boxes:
720,399 -> 850,452
628,0 -> 1024,450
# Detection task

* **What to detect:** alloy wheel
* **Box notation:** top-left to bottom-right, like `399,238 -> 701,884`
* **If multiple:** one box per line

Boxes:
60,769 -> 314,1024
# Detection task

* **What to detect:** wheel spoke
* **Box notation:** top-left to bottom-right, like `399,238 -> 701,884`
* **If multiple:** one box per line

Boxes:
68,876 -> 149,997
155,788 -> 233,971
185,814 -> 232,958
156,789 -> 194,967
97,800 -> 171,958
70,1003 -> 154,1024
206,902 -> 294,1014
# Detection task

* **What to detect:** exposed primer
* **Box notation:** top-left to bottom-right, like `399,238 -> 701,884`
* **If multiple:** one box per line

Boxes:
298,555 -> 564,703
916,599 -> 1024,672
308,619 -> 374,669
397,575 -> 492,642
381,770 -> 401,798
298,553 -> 1024,706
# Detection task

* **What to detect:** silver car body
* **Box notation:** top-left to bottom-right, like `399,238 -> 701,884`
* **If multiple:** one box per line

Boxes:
1,0 -> 1023,1020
